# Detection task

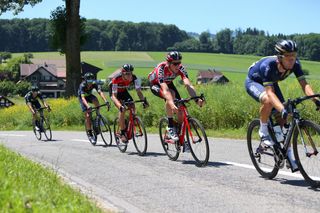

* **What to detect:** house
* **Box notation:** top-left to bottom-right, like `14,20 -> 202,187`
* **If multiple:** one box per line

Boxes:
20,60 -> 103,98
0,95 -> 14,108
197,69 -> 229,84
20,63 -> 66,98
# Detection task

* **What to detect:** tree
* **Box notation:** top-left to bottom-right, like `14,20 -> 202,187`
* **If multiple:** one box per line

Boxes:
1,0 -> 82,97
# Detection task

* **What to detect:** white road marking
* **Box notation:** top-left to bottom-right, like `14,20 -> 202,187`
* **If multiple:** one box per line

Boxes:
224,161 -> 305,179
0,133 -> 26,137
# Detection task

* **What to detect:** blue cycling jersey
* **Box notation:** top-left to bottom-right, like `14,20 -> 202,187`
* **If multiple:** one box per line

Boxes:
247,56 -> 305,86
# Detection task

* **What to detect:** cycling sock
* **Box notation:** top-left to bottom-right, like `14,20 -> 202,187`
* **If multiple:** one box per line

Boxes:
259,122 -> 269,136
168,117 -> 174,128
121,129 -> 126,135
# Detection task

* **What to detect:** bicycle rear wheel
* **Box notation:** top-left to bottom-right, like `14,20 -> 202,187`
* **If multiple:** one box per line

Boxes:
293,120 -> 320,188
98,116 -> 112,146
186,117 -> 209,166
113,117 -> 128,153
159,117 -> 180,161
42,117 -> 52,141
132,116 -> 148,156
247,119 -> 279,179
33,121 -> 41,140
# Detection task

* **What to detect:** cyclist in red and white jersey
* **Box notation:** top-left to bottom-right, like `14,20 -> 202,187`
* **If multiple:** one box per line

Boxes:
109,64 -> 149,142
148,51 -> 204,141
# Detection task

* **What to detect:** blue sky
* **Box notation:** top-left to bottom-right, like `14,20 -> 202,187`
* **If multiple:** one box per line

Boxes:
1,0 -> 319,35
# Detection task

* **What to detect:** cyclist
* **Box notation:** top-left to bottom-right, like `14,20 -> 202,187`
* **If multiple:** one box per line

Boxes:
109,64 -> 149,142
245,39 -> 320,172
25,85 -> 50,130
78,72 -> 110,142
148,51 -> 204,141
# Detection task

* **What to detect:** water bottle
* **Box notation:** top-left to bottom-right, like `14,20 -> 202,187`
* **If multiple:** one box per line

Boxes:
273,125 -> 284,142
282,123 -> 289,137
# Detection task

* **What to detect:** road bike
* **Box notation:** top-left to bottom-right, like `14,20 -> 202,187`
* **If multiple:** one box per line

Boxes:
33,106 -> 52,141
159,94 -> 209,167
85,103 -> 112,146
247,94 -> 320,187
114,100 -> 148,156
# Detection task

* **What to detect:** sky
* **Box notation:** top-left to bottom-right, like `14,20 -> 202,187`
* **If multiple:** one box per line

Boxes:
1,0 -> 319,35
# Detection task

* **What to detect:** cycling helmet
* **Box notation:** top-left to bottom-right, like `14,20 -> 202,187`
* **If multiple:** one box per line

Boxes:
121,64 -> 134,73
83,72 -> 95,83
166,51 -> 182,62
275,40 -> 298,55
31,85 -> 39,92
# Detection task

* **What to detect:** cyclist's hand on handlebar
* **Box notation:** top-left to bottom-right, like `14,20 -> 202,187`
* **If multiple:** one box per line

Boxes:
86,106 -> 92,112
168,100 -> 178,112
281,108 -> 288,120
196,98 -> 205,108
47,105 -> 51,112
105,101 -> 111,110
143,98 -> 149,109
119,105 -> 126,113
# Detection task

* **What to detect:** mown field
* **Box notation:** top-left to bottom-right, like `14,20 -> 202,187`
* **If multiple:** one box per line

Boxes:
7,51 -> 320,138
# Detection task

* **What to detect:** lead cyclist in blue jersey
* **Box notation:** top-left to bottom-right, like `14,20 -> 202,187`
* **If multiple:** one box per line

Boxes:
245,39 -> 320,171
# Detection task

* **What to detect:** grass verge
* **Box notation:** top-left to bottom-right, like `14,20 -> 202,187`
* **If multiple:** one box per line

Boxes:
0,145 -> 106,212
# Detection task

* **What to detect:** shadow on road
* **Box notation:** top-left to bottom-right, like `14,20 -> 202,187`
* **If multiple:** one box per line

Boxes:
260,176 -> 320,190
127,151 -> 167,157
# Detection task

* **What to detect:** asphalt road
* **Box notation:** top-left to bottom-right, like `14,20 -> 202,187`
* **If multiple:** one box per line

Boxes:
1,130 -> 319,213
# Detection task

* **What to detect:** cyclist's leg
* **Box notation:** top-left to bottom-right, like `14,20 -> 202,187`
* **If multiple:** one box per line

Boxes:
117,92 -> 132,141
32,101 -> 41,127
245,78 -> 273,145
79,96 -> 93,135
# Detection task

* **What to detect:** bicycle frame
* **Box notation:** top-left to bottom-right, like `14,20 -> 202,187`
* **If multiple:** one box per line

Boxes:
122,100 -> 145,140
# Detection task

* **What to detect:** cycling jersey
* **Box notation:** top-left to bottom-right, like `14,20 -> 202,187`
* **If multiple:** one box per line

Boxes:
25,91 -> 43,104
148,62 -> 188,85
77,80 -> 102,97
109,72 -> 141,95
247,56 -> 305,86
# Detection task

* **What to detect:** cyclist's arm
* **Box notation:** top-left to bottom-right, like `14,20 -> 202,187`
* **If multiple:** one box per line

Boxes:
136,89 -> 145,101
81,95 -> 90,109
265,85 -> 284,112
298,79 -> 320,102
26,102 -> 35,114
182,77 -> 196,97
111,93 -> 122,110
98,90 -> 108,103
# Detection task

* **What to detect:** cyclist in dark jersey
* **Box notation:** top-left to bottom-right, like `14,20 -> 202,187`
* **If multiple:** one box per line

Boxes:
148,51 -> 204,141
78,72 -> 110,141
25,86 -> 50,129
109,64 -> 149,142
245,40 -> 320,171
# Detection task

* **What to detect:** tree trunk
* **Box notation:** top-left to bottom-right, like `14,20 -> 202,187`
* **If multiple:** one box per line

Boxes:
65,0 -> 81,97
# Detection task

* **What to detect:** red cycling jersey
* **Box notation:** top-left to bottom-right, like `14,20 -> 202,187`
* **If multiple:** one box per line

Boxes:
148,62 -> 188,85
109,72 -> 141,94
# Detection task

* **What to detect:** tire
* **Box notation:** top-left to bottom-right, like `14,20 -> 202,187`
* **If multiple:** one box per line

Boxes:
292,120 -> 320,188
159,117 -> 180,161
247,119 -> 279,179
186,117 -> 210,166
98,116 -> 112,146
113,117 -> 128,153
85,120 -> 97,146
132,116 -> 148,156
33,121 -> 41,140
42,117 -> 52,141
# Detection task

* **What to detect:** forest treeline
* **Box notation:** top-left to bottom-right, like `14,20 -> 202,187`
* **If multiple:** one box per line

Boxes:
0,18 -> 320,61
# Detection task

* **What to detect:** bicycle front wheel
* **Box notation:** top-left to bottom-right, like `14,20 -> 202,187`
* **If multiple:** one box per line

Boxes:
42,117 -> 52,141
98,116 -> 112,146
186,117 -> 209,166
85,121 -> 97,146
132,116 -> 148,156
247,119 -> 279,179
33,121 -> 41,140
113,117 -> 128,153
293,120 -> 320,188
159,117 -> 180,161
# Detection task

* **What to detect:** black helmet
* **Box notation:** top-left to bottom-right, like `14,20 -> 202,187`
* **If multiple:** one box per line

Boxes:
31,85 -> 39,92
166,51 -> 182,62
83,72 -> 95,82
275,40 -> 298,55
122,64 -> 134,73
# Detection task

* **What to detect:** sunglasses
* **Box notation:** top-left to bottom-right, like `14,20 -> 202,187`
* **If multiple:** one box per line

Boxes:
123,72 -> 132,75
171,62 -> 181,66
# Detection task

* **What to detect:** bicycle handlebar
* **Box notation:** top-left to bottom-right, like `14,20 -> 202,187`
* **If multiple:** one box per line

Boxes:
122,99 -> 145,106
286,94 -> 320,111
35,106 -> 50,112
90,102 -> 110,111
174,93 -> 205,105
